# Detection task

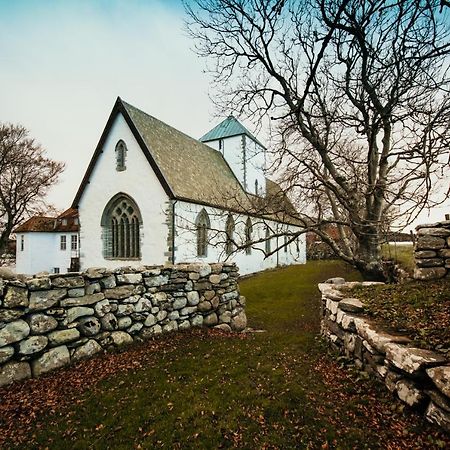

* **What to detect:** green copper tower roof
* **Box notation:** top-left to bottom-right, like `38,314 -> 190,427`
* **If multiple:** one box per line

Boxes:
200,115 -> 266,149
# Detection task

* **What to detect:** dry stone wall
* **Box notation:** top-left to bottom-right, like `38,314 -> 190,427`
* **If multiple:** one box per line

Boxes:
320,278 -> 450,433
0,263 -> 246,387
414,220 -> 450,280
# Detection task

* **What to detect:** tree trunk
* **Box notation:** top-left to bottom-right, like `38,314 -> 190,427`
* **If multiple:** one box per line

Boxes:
0,222 -> 14,258
354,232 -> 386,281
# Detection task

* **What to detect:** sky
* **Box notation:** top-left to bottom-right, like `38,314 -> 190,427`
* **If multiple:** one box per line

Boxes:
0,0 -> 215,207
0,0 -> 448,231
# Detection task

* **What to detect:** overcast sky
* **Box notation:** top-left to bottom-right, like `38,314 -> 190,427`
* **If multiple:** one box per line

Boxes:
0,0 -> 215,206
0,0 -> 448,230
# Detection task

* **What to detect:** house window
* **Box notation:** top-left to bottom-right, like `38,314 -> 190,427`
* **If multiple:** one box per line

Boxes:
265,227 -> 271,254
101,193 -> 142,259
53,267 -> 60,274
60,235 -> 67,250
20,235 -> 24,251
196,209 -> 210,257
71,235 -> 78,251
219,139 -> 224,153
245,218 -> 252,255
225,214 -> 235,256
255,179 -> 259,195
284,235 -> 288,253
116,140 -> 127,171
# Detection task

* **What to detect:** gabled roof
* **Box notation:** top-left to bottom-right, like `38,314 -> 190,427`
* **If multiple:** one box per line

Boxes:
14,209 -> 79,233
121,100 -> 246,208
72,97 -> 300,225
200,115 -> 266,149
73,98 -> 250,212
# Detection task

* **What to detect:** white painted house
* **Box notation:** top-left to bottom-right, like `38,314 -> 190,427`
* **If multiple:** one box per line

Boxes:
15,208 -> 80,275
15,98 -> 306,275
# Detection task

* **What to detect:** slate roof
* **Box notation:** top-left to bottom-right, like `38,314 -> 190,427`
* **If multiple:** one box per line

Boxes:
72,97 -> 300,226
200,115 -> 266,149
121,101 -> 247,209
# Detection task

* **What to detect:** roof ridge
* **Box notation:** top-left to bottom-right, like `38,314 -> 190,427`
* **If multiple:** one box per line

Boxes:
120,99 -> 222,153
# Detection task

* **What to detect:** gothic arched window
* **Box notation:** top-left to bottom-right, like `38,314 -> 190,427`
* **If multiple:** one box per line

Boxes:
245,217 -> 253,255
225,214 -> 235,256
196,209 -> 210,257
116,140 -> 127,171
101,193 -> 142,259
265,226 -> 271,254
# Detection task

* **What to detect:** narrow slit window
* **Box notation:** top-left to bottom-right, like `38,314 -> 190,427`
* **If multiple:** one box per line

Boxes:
245,218 -> 252,255
196,209 -> 210,257
265,227 -> 271,254
115,140 -> 127,171
225,215 -> 235,256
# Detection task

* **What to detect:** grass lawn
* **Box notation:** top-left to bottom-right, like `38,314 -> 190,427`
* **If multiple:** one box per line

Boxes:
1,260 -> 448,449
381,243 -> 415,274
353,279 -> 450,355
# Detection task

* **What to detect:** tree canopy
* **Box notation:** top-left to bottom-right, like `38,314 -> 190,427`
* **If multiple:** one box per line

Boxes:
0,123 -> 65,257
185,0 -> 450,279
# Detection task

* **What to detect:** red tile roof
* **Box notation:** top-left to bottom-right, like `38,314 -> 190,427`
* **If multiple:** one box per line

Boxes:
14,209 -> 79,233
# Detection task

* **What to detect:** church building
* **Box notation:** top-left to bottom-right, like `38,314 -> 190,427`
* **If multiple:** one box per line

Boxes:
15,98 -> 306,275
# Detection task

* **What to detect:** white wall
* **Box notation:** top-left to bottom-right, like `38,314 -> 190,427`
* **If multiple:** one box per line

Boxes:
15,232 -> 78,275
206,135 -> 266,196
174,201 -> 306,275
77,112 -> 170,270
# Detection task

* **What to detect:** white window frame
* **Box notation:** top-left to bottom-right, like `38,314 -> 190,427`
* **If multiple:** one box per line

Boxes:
71,235 -> 78,251
60,235 -> 67,251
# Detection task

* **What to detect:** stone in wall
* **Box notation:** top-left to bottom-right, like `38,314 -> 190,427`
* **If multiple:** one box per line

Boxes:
0,262 -> 246,388
414,220 -> 450,280
319,278 -> 450,434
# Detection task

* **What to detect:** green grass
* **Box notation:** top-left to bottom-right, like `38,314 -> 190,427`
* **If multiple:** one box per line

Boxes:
353,279 -> 450,354
381,243 -> 414,274
2,261 -> 448,449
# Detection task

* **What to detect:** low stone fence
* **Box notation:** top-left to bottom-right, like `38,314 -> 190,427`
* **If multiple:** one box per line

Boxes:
0,263 -> 246,387
320,278 -> 450,433
414,220 -> 450,280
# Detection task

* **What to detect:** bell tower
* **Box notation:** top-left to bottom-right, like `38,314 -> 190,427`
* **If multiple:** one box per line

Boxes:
200,116 -> 266,196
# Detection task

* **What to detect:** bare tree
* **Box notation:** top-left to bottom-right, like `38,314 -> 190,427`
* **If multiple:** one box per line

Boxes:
185,0 -> 450,280
0,124 -> 65,256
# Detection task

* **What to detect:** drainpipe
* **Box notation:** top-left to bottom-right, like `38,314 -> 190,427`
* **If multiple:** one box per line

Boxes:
171,200 -> 177,264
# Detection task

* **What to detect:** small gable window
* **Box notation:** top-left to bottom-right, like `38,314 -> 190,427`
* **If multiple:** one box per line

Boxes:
196,209 -> 210,257
116,140 -> 127,171
245,217 -> 252,255
225,214 -> 235,256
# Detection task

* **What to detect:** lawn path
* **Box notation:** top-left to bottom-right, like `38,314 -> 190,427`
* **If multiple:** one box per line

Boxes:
1,261 -> 448,449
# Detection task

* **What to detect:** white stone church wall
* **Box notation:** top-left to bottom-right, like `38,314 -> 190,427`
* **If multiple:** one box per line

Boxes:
174,201 -> 306,275
78,113 -> 169,270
